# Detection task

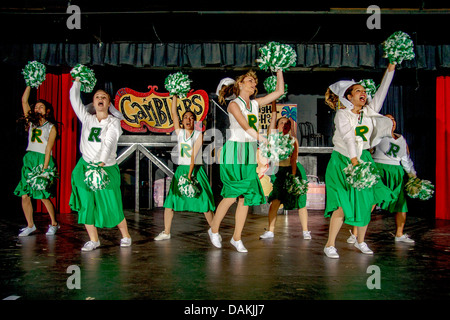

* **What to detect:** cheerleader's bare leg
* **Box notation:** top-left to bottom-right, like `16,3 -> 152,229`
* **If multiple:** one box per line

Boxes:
85,224 -> 99,242
325,207 -> 344,247
210,197 -> 235,234
232,197 -> 248,241
41,198 -> 57,226
21,194 -> 34,228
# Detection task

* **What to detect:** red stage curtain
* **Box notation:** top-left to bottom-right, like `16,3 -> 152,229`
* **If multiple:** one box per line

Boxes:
37,73 -> 78,214
436,76 -> 450,220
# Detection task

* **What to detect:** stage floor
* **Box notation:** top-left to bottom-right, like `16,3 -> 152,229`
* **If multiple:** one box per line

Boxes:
1,206 -> 449,303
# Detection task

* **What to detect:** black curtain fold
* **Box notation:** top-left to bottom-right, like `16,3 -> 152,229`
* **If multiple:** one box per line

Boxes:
2,42 -> 449,70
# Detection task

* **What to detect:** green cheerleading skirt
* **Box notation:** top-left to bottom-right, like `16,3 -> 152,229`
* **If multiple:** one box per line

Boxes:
219,140 -> 266,206
324,150 -> 394,227
163,164 -> 216,213
268,163 -> 307,210
375,162 -> 408,213
70,157 -> 124,228
14,151 -> 57,199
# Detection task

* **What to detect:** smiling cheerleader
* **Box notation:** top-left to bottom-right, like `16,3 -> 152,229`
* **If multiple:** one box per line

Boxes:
323,63 -> 397,258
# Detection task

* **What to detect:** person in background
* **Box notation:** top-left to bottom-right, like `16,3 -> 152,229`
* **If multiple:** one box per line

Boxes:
154,94 -> 215,241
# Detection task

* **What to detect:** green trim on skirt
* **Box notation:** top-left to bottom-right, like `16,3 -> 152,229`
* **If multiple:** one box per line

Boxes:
70,158 -> 124,228
268,163 -> 307,210
163,165 -> 216,212
324,150 -> 394,227
219,140 -> 266,206
375,162 -> 408,213
14,151 -> 57,199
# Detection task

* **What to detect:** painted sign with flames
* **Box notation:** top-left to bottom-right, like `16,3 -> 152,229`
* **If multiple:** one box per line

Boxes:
114,86 -> 209,133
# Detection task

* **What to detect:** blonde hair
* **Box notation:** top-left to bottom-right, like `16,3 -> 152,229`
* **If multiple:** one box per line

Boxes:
324,88 -> 340,110
218,70 -> 258,104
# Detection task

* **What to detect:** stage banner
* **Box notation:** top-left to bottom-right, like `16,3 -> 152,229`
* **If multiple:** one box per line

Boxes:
115,86 -> 209,133
258,103 -> 298,198
259,103 -> 298,134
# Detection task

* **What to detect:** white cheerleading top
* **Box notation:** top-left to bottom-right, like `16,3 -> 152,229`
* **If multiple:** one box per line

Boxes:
228,96 -> 259,142
332,69 -> 395,159
372,134 -> 416,175
176,129 -> 202,165
26,121 -> 54,155
70,81 -> 122,167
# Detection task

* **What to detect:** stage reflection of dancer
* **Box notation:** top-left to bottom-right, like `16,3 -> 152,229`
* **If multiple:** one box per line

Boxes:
371,114 -> 416,243
260,112 -> 311,240
208,69 -> 285,253
15,86 -> 60,236
69,78 -> 131,251
154,94 -> 215,240
323,63 -> 396,259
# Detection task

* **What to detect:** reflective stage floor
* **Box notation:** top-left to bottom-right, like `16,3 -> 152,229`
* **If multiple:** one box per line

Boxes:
1,205 -> 449,312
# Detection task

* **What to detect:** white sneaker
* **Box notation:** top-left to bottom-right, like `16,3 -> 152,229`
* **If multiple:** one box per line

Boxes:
354,241 -> 373,254
120,237 -> 132,247
154,231 -> 171,241
81,240 -> 100,251
259,230 -> 274,239
395,234 -> 415,243
347,230 -> 357,243
208,228 -> 222,248
230,238 -> 248,253
302,231 -> 312,240
18,225 -> 36,237
46,224 -> 60,236
324,246 -> 339,258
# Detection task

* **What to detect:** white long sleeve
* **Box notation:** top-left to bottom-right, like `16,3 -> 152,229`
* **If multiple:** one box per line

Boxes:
69,81 -> 122,166
368,68 -> 395,114
372,135 -> 416,175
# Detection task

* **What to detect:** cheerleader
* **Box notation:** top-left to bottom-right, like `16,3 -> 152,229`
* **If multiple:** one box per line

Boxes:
69,78 -> 131,251
208,69 -> 285,253
260,112 -> 311,240
154,94 -> 215,240
371,114 -> 416,243
323,64 -> 396,258
14,86 -> 60,237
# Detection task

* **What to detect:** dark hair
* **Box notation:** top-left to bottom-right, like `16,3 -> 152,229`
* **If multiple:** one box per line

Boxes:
181,110 -> 197,121
18,99 -> 62,139
344,84 -> 357,101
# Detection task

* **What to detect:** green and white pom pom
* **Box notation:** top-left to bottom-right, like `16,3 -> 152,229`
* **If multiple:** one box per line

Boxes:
22,61 -> 46,88
70,64 -> 97,93
26,164 -> 58,191
257,42 -> 297,72
359,79 -> 379,101
405,177 -> 434,201
285,174 -> 309,196
178,174 -> 200,198
84,162 -> 110,192
343,161 -> 380,190
164,72 -> 192,98
260,132 -> 295,162
263,75 -> 288,100
382,31 -> 415,65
